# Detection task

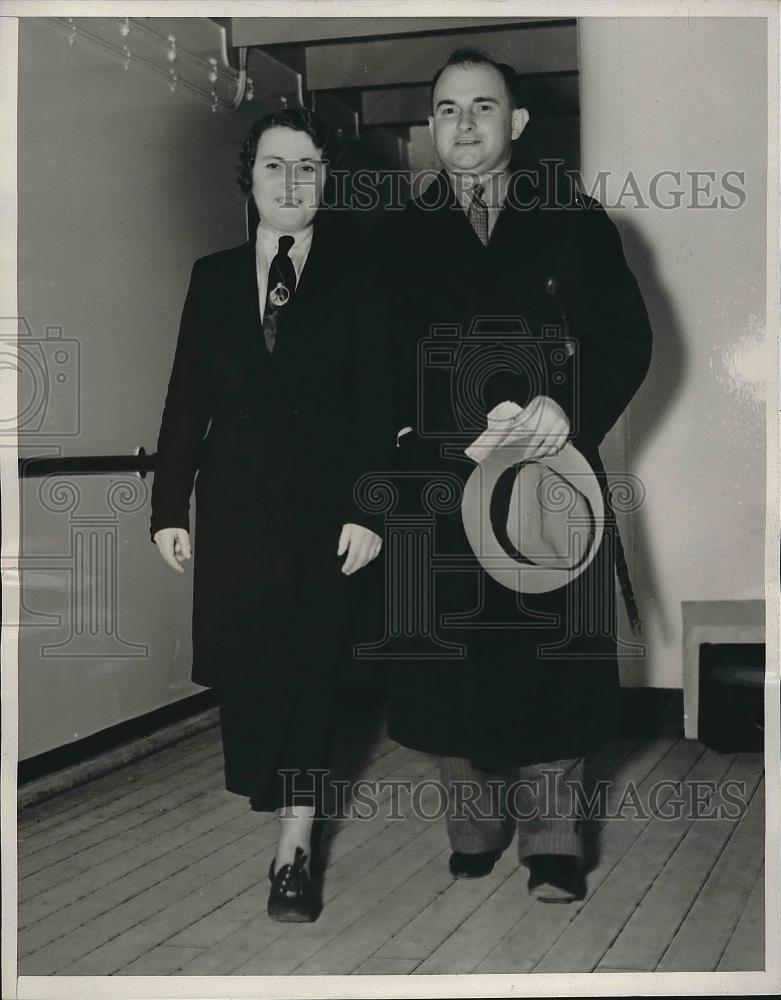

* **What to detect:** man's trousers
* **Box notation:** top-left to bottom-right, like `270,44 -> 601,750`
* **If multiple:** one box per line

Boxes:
440,755 -> 585,862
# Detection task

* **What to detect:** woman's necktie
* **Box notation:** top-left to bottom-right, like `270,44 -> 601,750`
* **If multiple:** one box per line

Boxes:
263,234 -> 296,353
467,184 -> 489,246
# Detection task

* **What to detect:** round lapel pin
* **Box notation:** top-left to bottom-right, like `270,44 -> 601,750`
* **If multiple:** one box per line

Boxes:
269,282 -> 290,307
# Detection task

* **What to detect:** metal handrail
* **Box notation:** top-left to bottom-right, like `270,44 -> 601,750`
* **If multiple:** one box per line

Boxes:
18,448 -> 155,479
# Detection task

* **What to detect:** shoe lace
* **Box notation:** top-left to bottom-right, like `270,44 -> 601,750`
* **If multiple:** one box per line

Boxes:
274,847 -> 310,898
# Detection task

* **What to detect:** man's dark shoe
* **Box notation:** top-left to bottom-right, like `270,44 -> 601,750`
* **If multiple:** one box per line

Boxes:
527,854 -> 585,903
449,849 -> 502,879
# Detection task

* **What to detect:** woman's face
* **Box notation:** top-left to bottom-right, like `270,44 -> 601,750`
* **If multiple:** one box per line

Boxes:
251,125 -> 326,233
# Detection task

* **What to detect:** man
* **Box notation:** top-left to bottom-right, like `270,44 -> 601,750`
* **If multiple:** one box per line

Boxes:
370,49 -> 652,902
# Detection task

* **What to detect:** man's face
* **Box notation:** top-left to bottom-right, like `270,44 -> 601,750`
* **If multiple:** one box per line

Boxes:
251,125 -> 326,233
429,62 -> 528,177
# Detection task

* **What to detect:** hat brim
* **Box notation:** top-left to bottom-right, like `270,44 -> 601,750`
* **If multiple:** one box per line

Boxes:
461,442 -> 605,594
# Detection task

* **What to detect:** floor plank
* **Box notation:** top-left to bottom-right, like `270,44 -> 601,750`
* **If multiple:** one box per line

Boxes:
19,735 -> 404,955
18,736 -> 221,854
17,717 -> 766,978
542,748 -> 749,973
595,752 -> 763,971
60,848 -> 276,975
354,956 -> 420,974
19,786 -> 249,930
394,736 -> 644,973
231,822 -> 448,975
19,771 -> 234,908
174,787 -> 444,975
413,740 -> 640,975
475,736 -> 703,974
17,727 -> 219,832
717,864 -> 765,971
20,743 -> 423,974
18,804 -> 267,972
166,757 -> 439,959
19,747 -> 225,879
414,863 -> 528,975
18,706 -> 385,849
656,774 -> 765,971
293,848 -> 456,974
118,944 -> 205,976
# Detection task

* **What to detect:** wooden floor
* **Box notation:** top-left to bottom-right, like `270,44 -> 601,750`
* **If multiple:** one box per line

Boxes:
17,706 -> 765,976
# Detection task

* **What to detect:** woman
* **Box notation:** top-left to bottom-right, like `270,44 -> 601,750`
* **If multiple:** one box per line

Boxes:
150,108 -> 394,923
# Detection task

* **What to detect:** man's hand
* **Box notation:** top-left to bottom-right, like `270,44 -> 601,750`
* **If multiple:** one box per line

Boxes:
337,523 -> 382,575
154,527 -> 192,573
510,395 -> 570,458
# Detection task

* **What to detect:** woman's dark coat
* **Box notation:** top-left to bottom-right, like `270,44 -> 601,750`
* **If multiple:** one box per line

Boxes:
370,171 -> 653,770
151,211 -> 395,706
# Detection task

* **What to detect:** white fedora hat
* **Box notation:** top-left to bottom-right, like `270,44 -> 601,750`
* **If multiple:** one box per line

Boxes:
461,414 -> 604,594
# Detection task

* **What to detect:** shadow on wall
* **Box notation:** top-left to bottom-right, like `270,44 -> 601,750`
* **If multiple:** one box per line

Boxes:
618,214 -> 688,646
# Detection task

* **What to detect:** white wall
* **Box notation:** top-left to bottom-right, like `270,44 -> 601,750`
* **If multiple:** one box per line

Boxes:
579,18 -> 768,688
17,19 -> 265,758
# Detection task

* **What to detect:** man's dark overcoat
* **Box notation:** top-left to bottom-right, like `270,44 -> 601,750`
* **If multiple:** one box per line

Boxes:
150,210 -> 395,705
371,170 -> 653,771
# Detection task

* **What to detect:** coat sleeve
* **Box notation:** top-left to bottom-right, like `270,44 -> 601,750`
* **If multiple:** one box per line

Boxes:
149,259 -> 213,541
546,198 -> 653,449
343,259 -> 397,536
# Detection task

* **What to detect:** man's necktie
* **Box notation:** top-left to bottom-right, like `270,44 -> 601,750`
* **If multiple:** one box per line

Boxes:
467,184 -> 489,247
263,234 -> 296,354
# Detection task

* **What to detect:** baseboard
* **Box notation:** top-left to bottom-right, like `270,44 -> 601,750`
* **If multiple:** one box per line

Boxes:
17,690 -> 219,811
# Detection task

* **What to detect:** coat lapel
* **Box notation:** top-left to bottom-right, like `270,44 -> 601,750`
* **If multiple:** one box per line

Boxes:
421,171 -> 485,274
485,194 -> 549,310
228,241 -> 270,368
416,170 -> 549,307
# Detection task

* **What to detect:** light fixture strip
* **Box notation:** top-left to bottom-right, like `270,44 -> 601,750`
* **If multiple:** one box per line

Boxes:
47,16 -> 264,112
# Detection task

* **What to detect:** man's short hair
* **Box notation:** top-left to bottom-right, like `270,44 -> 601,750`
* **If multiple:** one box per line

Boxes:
431,48 -> 522,109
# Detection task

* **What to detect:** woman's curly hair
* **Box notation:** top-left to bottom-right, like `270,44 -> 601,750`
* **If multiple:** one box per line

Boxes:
236,107 -> 339,194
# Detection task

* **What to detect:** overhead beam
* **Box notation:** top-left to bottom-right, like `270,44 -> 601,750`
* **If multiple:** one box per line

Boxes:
231,16 -> 543,47
304,22 -> 577,91
362,87 -> 431,127
312,90 -> 359,138
246,46 -> 302,107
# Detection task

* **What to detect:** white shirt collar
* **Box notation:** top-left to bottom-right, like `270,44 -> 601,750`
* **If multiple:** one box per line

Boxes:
256,222 -> 314,263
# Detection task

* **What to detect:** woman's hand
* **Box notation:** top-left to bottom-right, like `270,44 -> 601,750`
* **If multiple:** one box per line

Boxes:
337,523 -> 382,575
154,527 -> 192,573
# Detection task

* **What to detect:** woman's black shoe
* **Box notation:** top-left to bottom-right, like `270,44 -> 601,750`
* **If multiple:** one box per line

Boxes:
267,846 -> 318,922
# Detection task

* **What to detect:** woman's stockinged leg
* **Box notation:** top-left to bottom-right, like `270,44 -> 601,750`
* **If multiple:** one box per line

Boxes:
276,803 -> 316,870
267,801 -> 320,922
